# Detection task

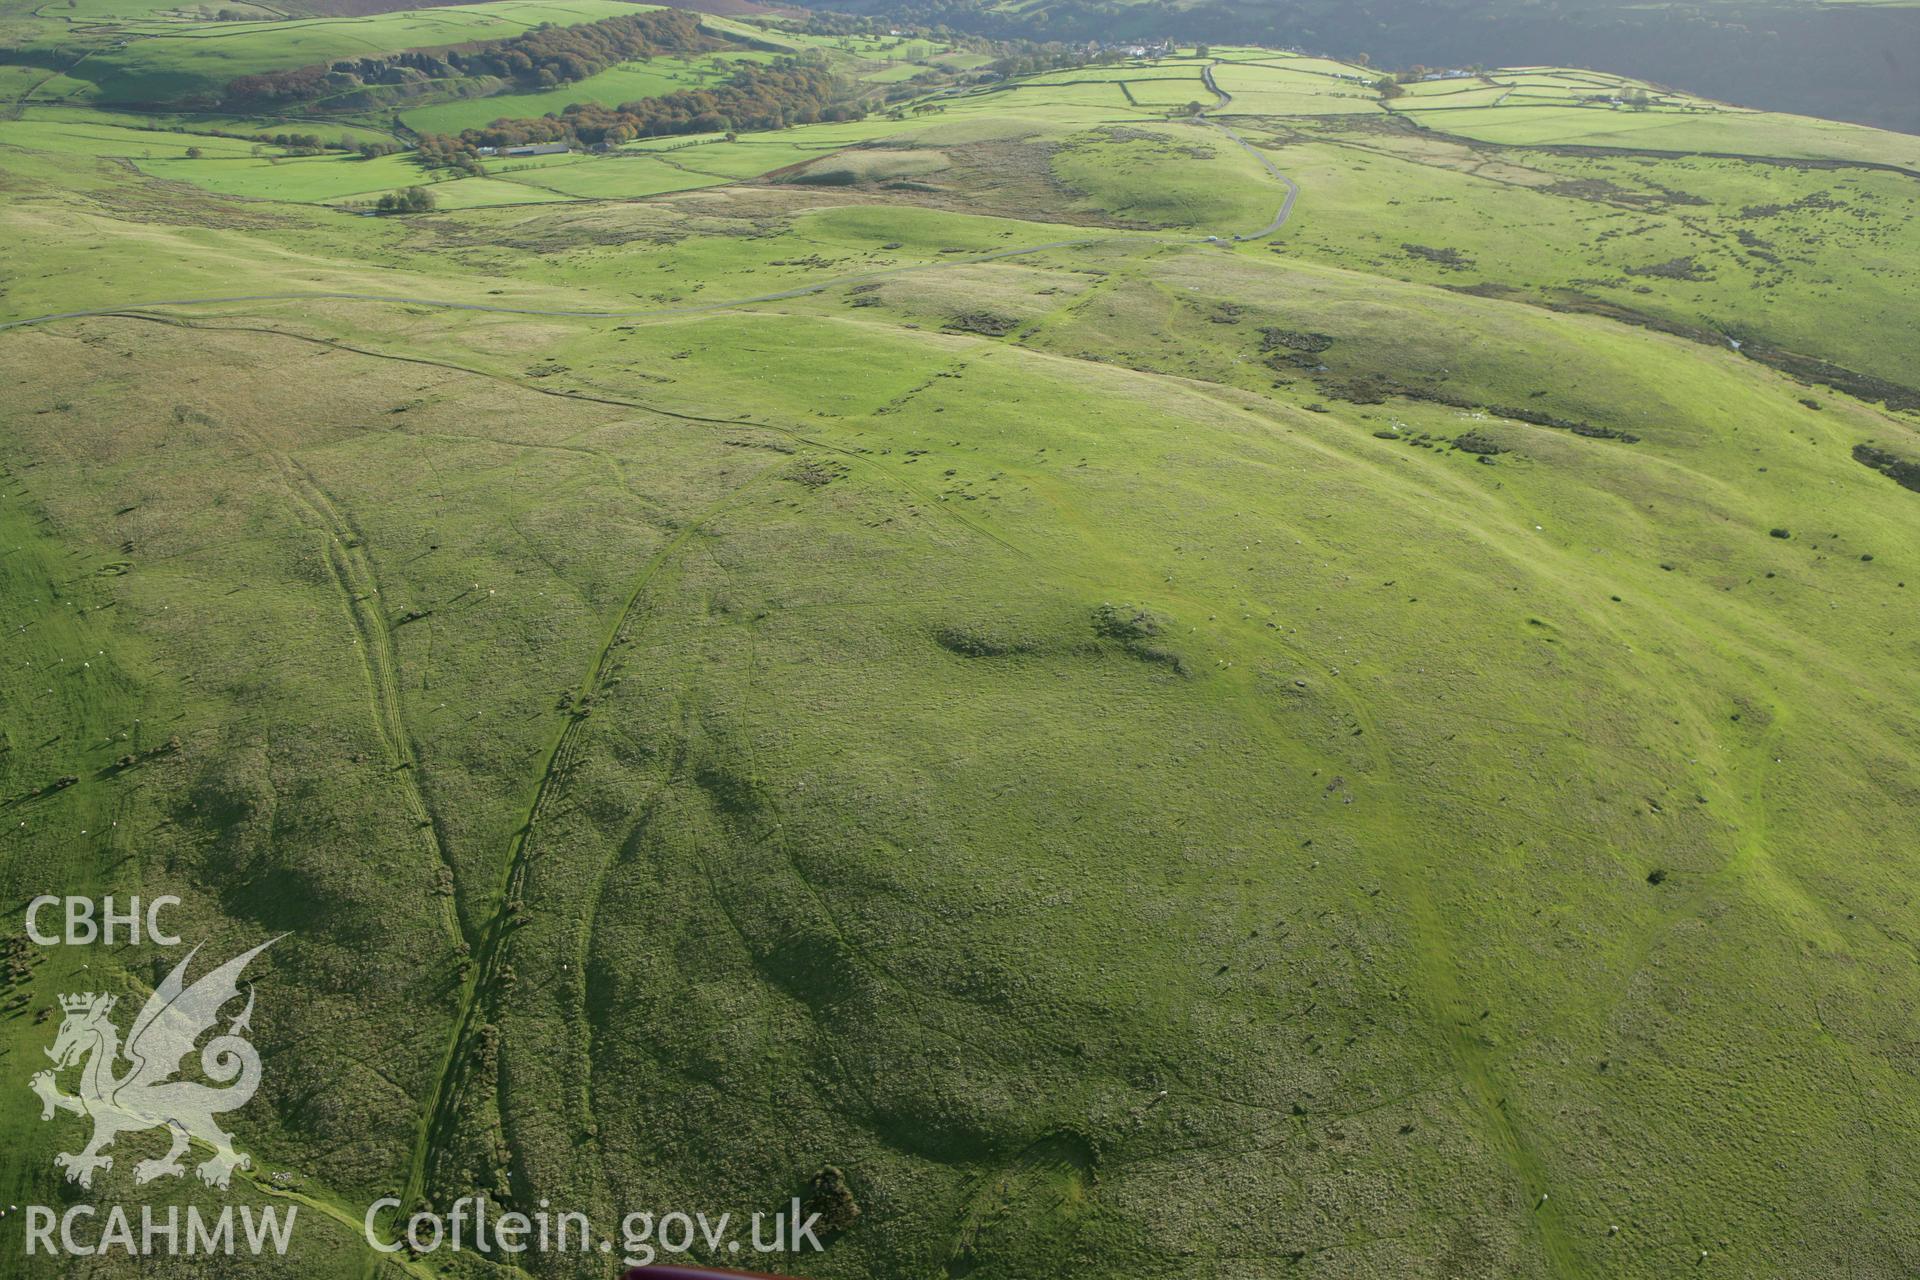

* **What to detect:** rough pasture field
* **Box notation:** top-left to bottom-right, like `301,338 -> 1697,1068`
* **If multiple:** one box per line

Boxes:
2,28 -> 1919,1280
393,51 -> 766,134
14,0 -> 647,103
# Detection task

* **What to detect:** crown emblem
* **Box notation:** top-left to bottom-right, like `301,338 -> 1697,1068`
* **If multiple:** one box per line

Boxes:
35,938 -> 278,1192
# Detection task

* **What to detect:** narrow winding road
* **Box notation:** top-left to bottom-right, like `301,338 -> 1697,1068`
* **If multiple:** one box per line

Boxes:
1195,60 -> 1302,241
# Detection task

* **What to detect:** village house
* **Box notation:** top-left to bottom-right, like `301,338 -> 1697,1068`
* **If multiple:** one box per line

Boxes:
473,142 -> 570,158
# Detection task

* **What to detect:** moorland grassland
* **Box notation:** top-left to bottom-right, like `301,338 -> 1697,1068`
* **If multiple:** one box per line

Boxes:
1,12 -> 1919,1279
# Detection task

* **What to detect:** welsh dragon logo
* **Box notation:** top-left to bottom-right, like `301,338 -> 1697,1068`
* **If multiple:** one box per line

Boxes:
30,938 -> 278,1190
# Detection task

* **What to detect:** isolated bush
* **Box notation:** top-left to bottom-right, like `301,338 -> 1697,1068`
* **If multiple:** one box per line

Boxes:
1854,443 -> 1920,493
1091,604 -> 1190,675
1260,328 -> 1335,354
1092,603 -> 1163,642
935,625 -> 1034,657
805,1166 -> 861,1232
1130,644 -> 1190,676
944,311 -> 1020,337
374,186 -> 436,215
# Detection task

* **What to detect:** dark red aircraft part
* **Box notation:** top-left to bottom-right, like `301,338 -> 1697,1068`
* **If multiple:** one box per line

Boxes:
625,1267 -> 800,1280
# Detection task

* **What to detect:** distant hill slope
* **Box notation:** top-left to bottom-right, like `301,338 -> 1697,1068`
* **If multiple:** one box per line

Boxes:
788,0 -> 1920,134
2,41 -> 1919,1280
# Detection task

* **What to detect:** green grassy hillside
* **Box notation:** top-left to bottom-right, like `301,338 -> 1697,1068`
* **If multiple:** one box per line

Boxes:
2,34 -> 1919,1280
785,0 -> 1920,135
10,0 -> 646,103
